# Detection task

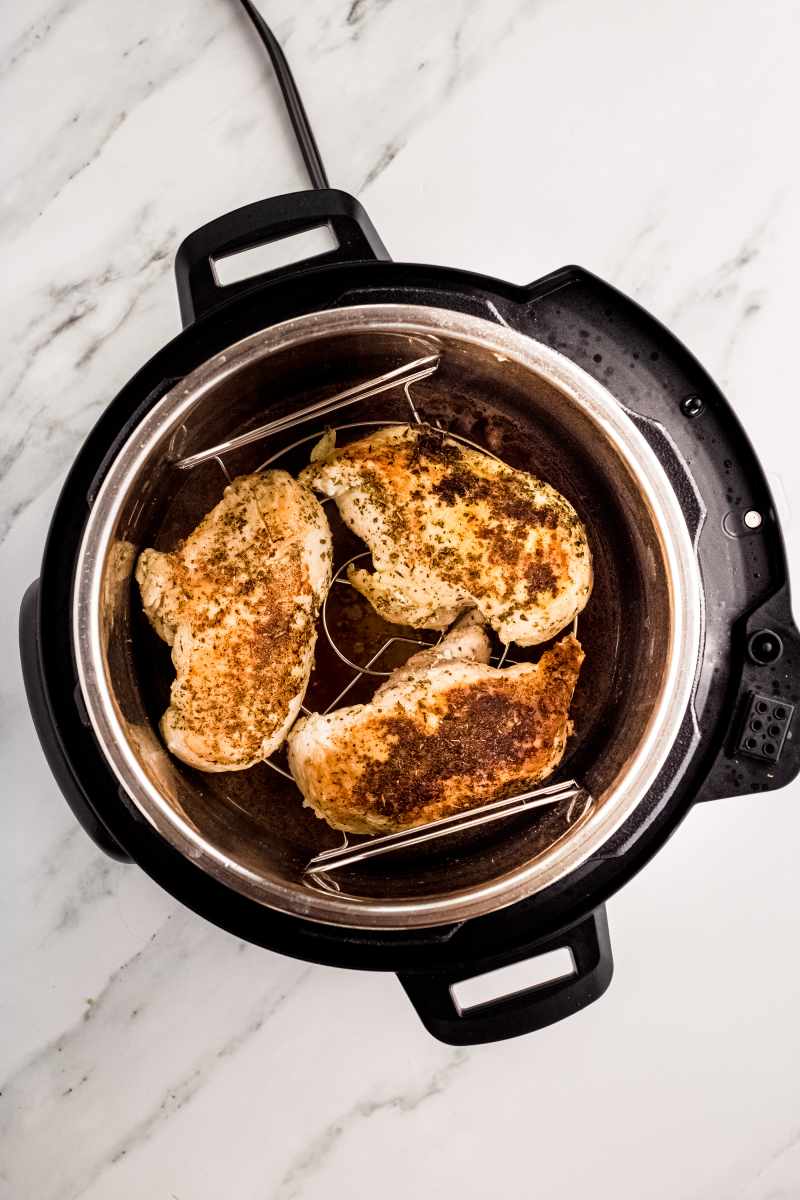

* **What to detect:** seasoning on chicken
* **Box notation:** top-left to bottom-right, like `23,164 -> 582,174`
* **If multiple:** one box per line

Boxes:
300,424 -> 592,647
135,471 -> 332,772
287,614 -> 584,834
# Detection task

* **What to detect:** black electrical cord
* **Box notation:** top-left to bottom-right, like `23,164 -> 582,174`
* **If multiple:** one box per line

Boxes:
236,0 -> 330,190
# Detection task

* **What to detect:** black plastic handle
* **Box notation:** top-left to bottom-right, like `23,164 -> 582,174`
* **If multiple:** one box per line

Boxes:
19,580 -> 131,862
174,188 -> 389,325
698,582 -> 800,801
398,906 -> 613,1045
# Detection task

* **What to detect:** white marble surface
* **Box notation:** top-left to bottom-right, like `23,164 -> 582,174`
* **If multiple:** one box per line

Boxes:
3,0 -> 800,1196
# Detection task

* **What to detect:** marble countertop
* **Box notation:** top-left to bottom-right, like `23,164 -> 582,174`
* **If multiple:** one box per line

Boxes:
4,1 -> 800,1196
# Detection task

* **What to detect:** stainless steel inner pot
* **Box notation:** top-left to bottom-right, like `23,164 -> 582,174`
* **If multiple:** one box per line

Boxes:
73,305 -> 702,929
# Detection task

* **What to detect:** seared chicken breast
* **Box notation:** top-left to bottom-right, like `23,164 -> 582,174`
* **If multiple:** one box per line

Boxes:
136,471 -> 332,772
300,424 -> 592,646
287,615 -> 584,834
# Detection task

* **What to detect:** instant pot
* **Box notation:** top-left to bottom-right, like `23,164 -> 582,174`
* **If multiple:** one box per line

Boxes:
19,6 -> 800,1043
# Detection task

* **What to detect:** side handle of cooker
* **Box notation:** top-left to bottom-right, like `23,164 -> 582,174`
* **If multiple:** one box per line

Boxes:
397,907 -> 613,1046
697,583 -> 800,802
19,580 -> 131,863
174,188 -> 390,326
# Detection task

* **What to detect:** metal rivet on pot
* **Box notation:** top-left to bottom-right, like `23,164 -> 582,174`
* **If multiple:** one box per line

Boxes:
747,629 -> 784,665
681,394 -> 704,418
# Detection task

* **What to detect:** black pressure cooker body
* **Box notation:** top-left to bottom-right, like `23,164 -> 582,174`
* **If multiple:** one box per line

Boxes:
20,189 -> 800,1045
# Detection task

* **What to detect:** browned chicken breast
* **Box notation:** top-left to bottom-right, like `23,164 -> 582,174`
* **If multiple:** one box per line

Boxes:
287,615 -> 584,834
300,424 -> 592,647
136,471 -> 332,772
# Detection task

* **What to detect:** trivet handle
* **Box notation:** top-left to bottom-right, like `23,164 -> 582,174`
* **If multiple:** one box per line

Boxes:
175,189 -> 389,325
398,907 -> 613,1046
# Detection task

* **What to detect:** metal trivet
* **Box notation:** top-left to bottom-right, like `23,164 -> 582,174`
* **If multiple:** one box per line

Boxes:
303,782 -> 593,895
173,354 -> 440,470
174,353 -> 592,882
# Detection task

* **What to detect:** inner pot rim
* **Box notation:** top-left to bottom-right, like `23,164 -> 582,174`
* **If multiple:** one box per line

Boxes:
73,304 -> 703,930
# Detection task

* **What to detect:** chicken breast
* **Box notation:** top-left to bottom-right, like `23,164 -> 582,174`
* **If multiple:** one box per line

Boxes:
300,424 -> 592,647
287,616 -> 584,834
136,471 -> 332,772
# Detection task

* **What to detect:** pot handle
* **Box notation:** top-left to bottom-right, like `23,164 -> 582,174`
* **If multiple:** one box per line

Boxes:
697,582 -> 800,801
174,188 -> 389,326
19,580 -> 131,862
397,907 -> 613,1045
